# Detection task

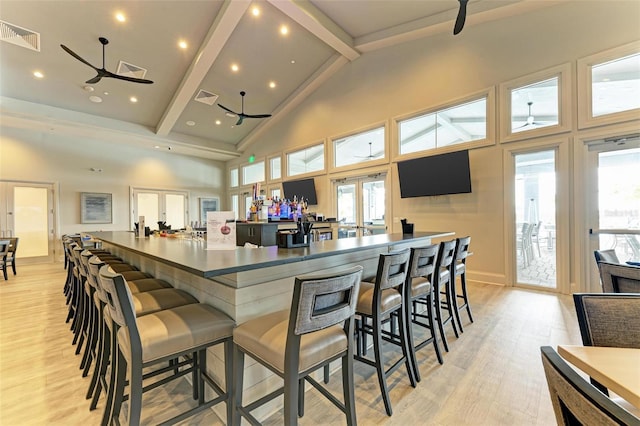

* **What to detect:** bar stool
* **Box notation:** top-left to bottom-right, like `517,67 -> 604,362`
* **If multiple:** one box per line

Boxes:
434,240 -> 459,352
405,244 -> 443,382
232,266 -> 363,426
451,236 -> 473,332
86,256 -> 196,412
354,249 -> 415,416
99,265 -> 235,425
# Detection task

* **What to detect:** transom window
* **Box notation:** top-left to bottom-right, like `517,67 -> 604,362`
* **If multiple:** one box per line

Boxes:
511,77 -> 559,133
591,52 -> 640,117
399,96 -> 487,156
287,143 -> 324,177
230,168 -> 239,187
333,126 -> 385,168
270,156 -> 282,180
242,161 -> 265,185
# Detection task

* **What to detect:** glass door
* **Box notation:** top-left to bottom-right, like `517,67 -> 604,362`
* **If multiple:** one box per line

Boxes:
0,181 -> 55,263
335,176 -> 387,238
514,150 -> 557,289
132,188 -> 187,231
587,139 -> 640,289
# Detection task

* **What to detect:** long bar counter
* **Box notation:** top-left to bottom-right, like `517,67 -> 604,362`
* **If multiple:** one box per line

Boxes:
89,230 -> 453,420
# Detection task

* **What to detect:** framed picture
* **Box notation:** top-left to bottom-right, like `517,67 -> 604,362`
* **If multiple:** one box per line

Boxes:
199,197 -> 219,222
81,192 -> 112,224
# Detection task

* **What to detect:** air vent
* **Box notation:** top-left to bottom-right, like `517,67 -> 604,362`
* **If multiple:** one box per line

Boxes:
116,60 -> 147,79
0,20 -> 40,51
194,90 -> 219,105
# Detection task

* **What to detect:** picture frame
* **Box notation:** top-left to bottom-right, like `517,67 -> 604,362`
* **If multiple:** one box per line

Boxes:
199,197 -> 219,222
81,192 -> 112,224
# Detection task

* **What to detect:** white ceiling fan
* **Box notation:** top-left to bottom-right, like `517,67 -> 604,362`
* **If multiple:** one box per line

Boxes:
515,101 -> 546,129
355,142 -> 378,160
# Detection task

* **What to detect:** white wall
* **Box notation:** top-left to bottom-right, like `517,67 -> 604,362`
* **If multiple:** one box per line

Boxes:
0,126 -> 226,238
228,1 -> 640,289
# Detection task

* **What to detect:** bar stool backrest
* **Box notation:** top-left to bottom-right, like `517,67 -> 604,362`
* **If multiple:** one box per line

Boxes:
0,240 -> 10,260
436,240 -> 456,281
99,265 -> 136,332
376,249 -> 411,291
289,265 -> 363,336
80,250 -> 94,281
453,236 -> 471,275
408,244 -> 439,280
89,256 -> 108,303
598,262 -> 640,293
573,293 -> 640,348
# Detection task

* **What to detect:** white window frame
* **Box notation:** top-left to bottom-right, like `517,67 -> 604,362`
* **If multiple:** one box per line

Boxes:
392,87 -> 495,161
499,63 -> 572,144
577,41 -> 640,130
268,154 -> 283,182
229,167 -> 239,188
285,140 -> 326,178
130,187 -> 189,230
242,160 -> 266,186
329,121 -> 388,173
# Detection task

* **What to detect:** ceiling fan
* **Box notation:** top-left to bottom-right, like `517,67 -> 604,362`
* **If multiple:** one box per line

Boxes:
217,91 -> 272,126
355,142 -> 377,160
60,37 -> 154,85
453,0 -> 468,35
516,101 -> 546,129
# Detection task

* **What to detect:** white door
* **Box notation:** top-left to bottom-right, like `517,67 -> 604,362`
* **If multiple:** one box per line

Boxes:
0,181 -> 55,263
335,175 -> 387,238
586,137 -> 640,290
132,188 -> 188,231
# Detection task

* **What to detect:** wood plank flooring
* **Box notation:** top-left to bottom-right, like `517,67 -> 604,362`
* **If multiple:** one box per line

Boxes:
0,262 -> 581,425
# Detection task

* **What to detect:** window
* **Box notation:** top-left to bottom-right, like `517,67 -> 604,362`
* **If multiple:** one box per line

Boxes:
230,168 -> 239,187
270,188 -> 281,199
231,194 -> 239,219
333,126 -> 385,168
397,89 -> 493,157
269,156 -> 282,180
578,42 -> 640,129
287,143 -> 324,177
132,188 -> 188,230
242,161 -> 265,185
500,63 -> 571,142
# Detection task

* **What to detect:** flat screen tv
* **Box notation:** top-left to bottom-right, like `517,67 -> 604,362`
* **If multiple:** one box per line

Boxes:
282,178 -> 318,204
397,150 -> 472,198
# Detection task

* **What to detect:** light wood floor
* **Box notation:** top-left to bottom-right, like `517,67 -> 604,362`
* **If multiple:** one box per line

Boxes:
0,262 -> 581,425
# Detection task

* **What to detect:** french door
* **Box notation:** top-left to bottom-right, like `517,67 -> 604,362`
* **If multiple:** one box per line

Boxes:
586,137 -> 640,290
335,175 -> 387,239
131,188 -> 188,231
0,181 -> 55,263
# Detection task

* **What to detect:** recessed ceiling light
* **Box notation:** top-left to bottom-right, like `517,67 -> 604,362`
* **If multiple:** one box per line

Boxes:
280,25 -> 289,36
215,120 -> 221,125
269,81 -> 276,89
154,145 -> 160,149
130,96 -> 138,103
103,91 -> 109,95
251,6 -> 260,16
178,40 -> 188,49
115,12 -> 126,22
291,60 -> 296,64
231,63 -> 239,72
83,85 -> 94,92
89,95 -> 103,103
33,71 -> 44,79
186,120 -> 196,126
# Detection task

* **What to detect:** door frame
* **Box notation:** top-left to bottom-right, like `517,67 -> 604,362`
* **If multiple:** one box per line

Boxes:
574,122 -> 640,292
503,136 -> 570,293
0,180 -> 58,264
130,187 -> 189,230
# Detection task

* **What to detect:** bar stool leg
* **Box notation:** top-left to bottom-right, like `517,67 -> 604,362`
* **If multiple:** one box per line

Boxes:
372,313 -> 392,416
231,345 -> 245,426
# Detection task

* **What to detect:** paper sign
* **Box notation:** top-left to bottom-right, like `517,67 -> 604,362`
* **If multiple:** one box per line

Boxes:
206,211 -> 237,250
138,215 -> 145,238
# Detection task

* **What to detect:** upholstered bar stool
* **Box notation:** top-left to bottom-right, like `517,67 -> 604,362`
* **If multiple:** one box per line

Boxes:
99,265 -> 235,426
406,244 -> 443,382
232,266 -> 363,426
451,236 -> 473,332
354,249 -> 415,416
434,240 -> 459,352
86,256 -> 195,411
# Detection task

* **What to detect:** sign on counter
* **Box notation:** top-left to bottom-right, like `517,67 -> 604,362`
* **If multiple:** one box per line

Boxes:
206,211 -> 236,250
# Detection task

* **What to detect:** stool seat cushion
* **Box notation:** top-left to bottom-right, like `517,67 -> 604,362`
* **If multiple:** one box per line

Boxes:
411,276 -> 431,298
117,303 -> 234,364
233,310 -> 348,375
356,282 -> 401,315
455,263 -> 465,275
133,289 -> 199,316
123,277 -> 168,293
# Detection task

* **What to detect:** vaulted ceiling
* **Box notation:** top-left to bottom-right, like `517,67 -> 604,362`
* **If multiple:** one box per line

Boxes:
0,0 -> 560,160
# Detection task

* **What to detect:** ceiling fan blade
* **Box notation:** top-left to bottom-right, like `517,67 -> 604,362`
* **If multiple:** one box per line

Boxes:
236,116 -> 244,126
60,44 -> 99,71
104,70 -> 154,84
453,0 -> 468,35
217,104 -> 238,115
85,74 -> 103,84
243,113 -> 272,119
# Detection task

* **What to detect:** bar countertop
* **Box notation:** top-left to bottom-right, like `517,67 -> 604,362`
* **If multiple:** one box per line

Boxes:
89,231 -> 454,278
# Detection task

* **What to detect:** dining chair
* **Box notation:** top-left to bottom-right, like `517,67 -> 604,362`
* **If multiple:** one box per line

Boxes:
0,240 -> 9,281
5,237 -> 18,275
232,266 -> 363,425
540,346 -> 640,425
597,262 -> 640,293
573,293 -> 640,396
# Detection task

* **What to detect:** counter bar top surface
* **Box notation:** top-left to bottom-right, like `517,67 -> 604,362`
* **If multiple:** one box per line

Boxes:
90,231 -> 453,278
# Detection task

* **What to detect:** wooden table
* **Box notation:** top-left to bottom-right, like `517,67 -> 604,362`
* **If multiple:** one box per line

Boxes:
558,345 -> 640,409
